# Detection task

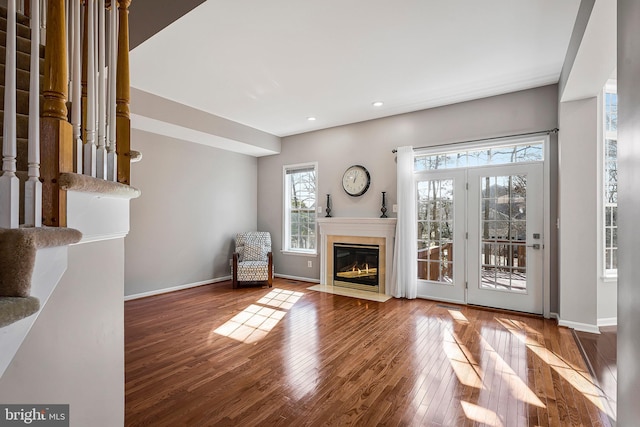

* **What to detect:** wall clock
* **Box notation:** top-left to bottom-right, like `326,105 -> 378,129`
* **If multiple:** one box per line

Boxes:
342,165 -> 371,197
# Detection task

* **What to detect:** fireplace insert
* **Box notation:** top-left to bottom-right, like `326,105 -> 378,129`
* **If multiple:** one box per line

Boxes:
333,243 -> 379,291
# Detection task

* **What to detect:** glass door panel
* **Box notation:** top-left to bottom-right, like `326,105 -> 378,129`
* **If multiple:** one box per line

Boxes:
416,170 -> 466,303
480,173 -> 527,292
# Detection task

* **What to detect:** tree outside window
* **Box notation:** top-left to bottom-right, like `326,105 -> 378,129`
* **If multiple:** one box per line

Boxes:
284,164 -> 317,253
604,84 -> 618,274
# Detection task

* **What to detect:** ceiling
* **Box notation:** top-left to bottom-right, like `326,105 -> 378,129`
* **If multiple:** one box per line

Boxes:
129,0 -> 581,138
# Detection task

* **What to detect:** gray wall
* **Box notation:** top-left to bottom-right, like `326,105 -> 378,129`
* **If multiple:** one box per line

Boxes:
558,0 -> 596,97
557,97 -> 599,329
125,129 -> 258,297
258,85 -> 559,283
617,0 -> 640,423
0,239 -> 125,427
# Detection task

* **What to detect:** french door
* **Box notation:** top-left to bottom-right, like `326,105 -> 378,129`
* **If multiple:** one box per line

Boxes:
467,164 -> 544,314
416,163 -> 544,314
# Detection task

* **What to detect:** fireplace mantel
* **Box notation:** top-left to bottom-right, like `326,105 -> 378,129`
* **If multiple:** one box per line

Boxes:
317,217 -> 397,295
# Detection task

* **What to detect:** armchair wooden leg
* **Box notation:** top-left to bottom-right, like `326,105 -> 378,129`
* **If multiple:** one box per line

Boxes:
268,252 -> 273,288
232,253 -> 239,289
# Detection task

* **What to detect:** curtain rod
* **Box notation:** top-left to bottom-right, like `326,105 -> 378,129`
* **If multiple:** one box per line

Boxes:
391,128 -> 559,154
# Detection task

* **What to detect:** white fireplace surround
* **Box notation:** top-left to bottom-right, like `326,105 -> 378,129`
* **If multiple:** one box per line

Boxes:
317,217 -> 397,295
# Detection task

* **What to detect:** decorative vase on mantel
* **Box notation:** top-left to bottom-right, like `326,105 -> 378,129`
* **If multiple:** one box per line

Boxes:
380,191 -> 388,218
325,194 -> 332,217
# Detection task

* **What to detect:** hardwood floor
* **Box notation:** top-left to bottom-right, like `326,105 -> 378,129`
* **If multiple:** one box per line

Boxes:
574,327 -> 617,425
125,278 -> 613,426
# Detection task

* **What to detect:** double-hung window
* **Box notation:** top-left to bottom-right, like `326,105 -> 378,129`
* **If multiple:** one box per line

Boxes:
603,81 -> 618,276
283,163 -> 318,254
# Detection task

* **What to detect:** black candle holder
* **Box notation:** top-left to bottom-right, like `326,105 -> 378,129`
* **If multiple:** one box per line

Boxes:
325,194 -> 332,217
380,191 -> 388,218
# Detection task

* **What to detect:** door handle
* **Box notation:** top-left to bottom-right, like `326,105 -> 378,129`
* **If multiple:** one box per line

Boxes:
526,244 -> 541,250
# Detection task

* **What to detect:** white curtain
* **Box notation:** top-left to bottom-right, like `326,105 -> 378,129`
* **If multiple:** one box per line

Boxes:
390,146 -> 417,299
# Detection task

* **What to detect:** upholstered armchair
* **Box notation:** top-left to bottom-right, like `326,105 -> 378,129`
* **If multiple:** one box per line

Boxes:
232,232 -> 273,289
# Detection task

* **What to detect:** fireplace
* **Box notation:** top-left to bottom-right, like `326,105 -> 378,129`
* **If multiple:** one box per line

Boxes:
317,217 -> 397,296
333,243 -> 380,292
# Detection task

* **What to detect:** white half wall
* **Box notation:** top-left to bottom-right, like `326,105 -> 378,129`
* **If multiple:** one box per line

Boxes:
125,129 -> 258,297
0,239 -> 125,427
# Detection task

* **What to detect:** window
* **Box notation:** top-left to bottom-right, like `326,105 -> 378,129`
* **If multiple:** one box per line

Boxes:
603,82 -> 618,276
414,141 -> 544,171
283,163 -> 317,254
417,178 -> 454,283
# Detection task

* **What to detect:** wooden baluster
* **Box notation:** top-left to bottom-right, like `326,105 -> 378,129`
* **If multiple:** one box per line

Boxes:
107,0 -> 117,181
71,0 -> 82,173
41,0 -> 73,227
116,0 -> 130,185
96,0 -> 106,178
24,0 -> 42,227
0,0 -> 19,229
83,0 -> 96,176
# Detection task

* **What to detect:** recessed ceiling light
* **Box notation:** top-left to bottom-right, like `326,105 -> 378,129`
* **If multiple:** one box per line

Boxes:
372,101 -> 384,107
307,117 -> 317,121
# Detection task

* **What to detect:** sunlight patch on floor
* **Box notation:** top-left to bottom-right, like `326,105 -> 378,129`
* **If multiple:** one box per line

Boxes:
461,401 -> 505,427
448,309 -> 469,323
213,288 -> 303,344
478,333 -> 546,408
258,288 -> 303,309
497,316 -> 615,421
443,329 -> 484,389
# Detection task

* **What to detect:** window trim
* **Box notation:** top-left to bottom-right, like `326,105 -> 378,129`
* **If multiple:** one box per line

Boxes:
282,162 -> 319,255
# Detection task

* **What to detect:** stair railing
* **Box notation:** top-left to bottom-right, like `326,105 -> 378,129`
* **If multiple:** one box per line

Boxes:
41,0 -> 72,227
24,0 -> 42,227
115,0 -> 130,185
0,0 -> 131,228
0,0 -> 19,228
80,0 -> 124,182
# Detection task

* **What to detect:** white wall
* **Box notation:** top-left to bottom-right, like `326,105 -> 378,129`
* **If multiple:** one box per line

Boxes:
556,0 -> 618,329
258,85 -> 559,282
125,129 -> 258,297
0,239 -> 125,427
557,98 -> 599,331
617,0 -> 640,422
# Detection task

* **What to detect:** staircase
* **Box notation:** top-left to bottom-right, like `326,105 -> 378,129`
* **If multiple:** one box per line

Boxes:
0,5 -> 42,225
0,7 -> 40,325
0,3 -> 134,422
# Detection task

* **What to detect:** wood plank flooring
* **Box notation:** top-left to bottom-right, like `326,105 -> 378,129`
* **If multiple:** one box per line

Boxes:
125,278 -> 614,426
574,327 -> 617,425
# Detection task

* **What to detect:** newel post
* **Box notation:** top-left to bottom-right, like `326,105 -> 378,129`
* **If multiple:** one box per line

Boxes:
41,0 -> 73,226
116,0 -> 131,185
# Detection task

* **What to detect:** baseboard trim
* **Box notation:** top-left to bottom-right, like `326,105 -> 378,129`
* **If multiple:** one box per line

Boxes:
549,312 -> 559,320
597,317 -> 617,327
124,276 -> 231,301
274,274 -> 320,284
557,318 -> 601,334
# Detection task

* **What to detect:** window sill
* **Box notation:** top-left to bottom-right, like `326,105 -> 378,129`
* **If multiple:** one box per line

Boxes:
281,250 -> 318,257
